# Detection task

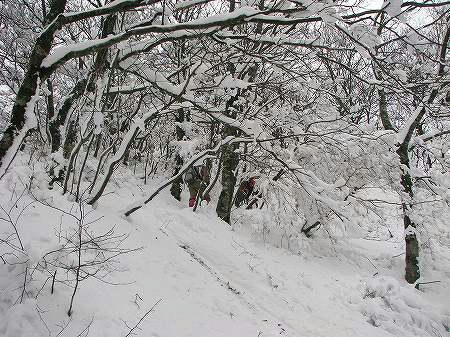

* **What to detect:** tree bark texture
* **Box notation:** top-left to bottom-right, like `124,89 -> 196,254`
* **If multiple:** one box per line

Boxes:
216,95 -> 240,223
216,139 -> 239,224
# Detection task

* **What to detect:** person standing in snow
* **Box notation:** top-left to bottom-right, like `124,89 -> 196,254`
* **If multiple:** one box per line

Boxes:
185,163 -> 211,207
234,176 -> 258,207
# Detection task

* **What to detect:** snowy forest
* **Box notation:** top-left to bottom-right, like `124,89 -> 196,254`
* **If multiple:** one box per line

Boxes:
0,0 -> 449,336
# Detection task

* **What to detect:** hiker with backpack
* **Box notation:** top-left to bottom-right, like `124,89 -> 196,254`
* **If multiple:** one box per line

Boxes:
234,176 -> 259,208
185,163 -> 211,207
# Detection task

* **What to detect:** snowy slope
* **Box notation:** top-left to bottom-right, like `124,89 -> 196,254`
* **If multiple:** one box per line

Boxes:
0,167 -> 449,337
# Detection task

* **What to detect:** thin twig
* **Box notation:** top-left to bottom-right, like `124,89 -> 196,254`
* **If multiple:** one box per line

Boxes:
124,299 -> 162,337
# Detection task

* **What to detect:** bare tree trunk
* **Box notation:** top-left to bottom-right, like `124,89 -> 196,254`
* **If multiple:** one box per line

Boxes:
88,127 -> 140,205
397,144 -> 420,283
170,109 -> 185,201
88,139 -> 117,194
93,133 -> 103,158
63,129 -> 93,194
45,79 -> 55,143
63,120 -> 78,159
216,142 -> 238,223
216,94 -> 240,223
76,133 -> 95,201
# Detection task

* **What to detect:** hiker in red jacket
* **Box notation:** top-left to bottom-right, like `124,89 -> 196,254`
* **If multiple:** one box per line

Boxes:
234,176 -> 258,207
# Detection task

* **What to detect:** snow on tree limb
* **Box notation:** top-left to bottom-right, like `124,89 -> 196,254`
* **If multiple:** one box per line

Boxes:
0,83 -> 41,180
396,101 -> 427,146
88,108 -> 160,205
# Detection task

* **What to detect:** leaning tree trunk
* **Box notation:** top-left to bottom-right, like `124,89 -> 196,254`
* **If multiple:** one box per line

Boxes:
49,78 -> 88,153
0,0 -> 68,168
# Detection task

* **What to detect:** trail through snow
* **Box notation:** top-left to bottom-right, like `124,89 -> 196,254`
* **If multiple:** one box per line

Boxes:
0,172 -> 449,337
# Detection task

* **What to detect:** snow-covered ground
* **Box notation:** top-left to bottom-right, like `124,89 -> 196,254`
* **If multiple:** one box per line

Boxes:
0,164 -> 449,337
